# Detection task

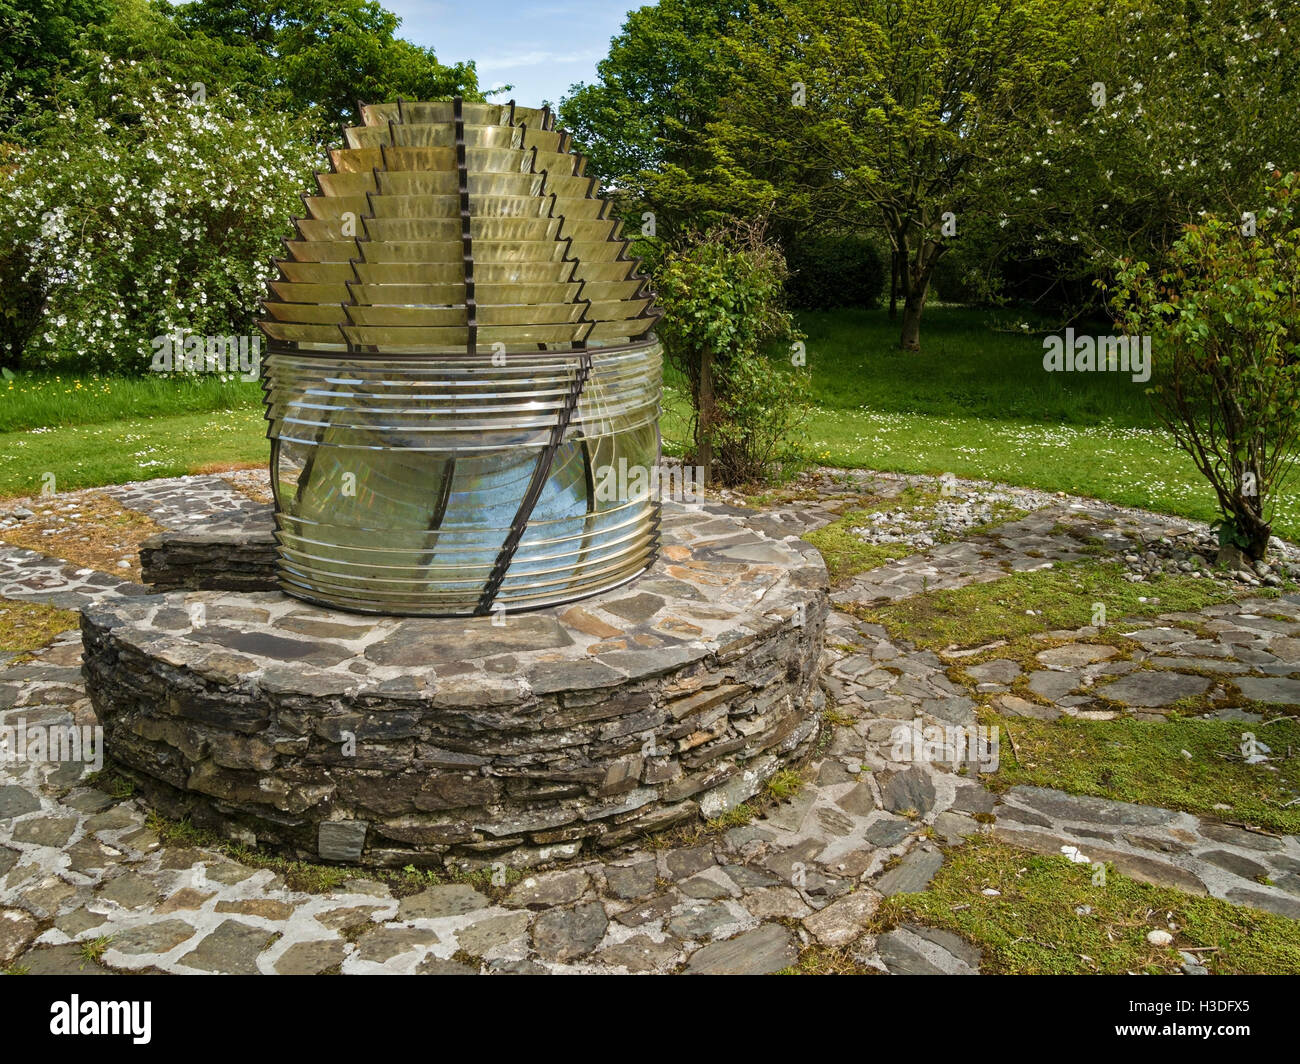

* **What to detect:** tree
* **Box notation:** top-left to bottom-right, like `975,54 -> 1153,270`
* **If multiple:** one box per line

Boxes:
665,0 -> 1099,349
5,0 -> 481,144
0,0 -> 112,115
559,0 -> 764,229
973,0 -> 1300,316
1111,172 -> 1300,563
173,0 -> 480,135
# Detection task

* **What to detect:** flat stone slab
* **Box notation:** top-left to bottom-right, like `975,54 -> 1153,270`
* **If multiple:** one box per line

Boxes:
0,909 -> 39,965
179,919 -> 269,974
684,924 -> 798,974
1007,787 -> 1176,827
1097,671 -> 1211,707
531,901 -> 608,963
878,924 -> 981,975
1234,676 -> 1300,705
876,848 -> 944,896
1036,643 -> 1119,667
967,659 -> 1022,684
0,785 -> 40,819
84,500 -> 830,869
108,919 -> 197,957
274,939 -> 345,975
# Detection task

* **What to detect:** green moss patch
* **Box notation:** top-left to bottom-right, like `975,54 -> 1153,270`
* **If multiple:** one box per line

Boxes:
993,715 -> 1300,834
881,835 -> 1300,974
0,598 -> 79,653
856,560 -> 1252,651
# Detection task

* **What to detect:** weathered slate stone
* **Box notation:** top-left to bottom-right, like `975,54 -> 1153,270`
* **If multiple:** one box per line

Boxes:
966,660 -> 1022,684
108,919 -> 197,956
274,939 -> 345,975
179,920 -> 272,974
594,934 -> 681,972
1098,670 -> 1210,707
1008,786 -> 1175,827
684,924 -> 797,974
1223,887 -> 1300,919
864,816 -> 913,847
1196,819 -> 1283,852
318,821 -> 368,862
354,926 -> 440,963
667,902 -> 737,940
12,816 -> 76,848
603,856 -> 657,900
1234,676 -> 1300,704
15,943 -> 112,975
1198,849 -> 1271,881
1035,644 -> 1118,667
878,924 -> 981,975
803,890 -> 881,947
507,870 -> 591,909
0,786 -> 40,819
456,912 -> 531,955
880,767 -> 936,816
0,909 -> 39,965
531,901 -> 608,962
876,848 -> 943,896
397,884 -> 489,920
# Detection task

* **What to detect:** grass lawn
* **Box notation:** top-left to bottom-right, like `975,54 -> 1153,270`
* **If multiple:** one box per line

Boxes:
0,407 -> 268,496
4,307 -> 1298,540
669,307 -> 1300,537
0,372 -> 260,434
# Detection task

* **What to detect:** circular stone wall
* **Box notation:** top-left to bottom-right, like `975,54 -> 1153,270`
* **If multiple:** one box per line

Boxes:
82,500 -> 828,869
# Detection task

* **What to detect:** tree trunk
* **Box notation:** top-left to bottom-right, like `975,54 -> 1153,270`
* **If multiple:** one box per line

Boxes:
1242,516 -> 1272,563
899,285 -> 926,351
889,250 -> 898,320
697,349 -> 715,486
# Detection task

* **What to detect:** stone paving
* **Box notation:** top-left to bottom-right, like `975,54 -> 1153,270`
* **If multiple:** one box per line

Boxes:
1,469 -> 1298,974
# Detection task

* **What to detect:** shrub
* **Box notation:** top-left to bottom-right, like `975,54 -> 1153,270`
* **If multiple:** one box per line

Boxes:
782,232 -> 885,310
1111,171 -> 1300,562
653,220 -> 810,486
0,58 -> 321,375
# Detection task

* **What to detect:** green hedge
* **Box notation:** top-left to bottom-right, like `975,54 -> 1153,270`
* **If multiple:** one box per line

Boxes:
783,233 -> 886,310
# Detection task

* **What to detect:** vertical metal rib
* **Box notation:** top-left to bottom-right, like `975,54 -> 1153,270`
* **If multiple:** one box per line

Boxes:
454,96 -> 477,355
475,351 -> 593,615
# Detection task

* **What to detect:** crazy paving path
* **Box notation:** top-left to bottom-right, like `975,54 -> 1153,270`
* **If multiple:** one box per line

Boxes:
0,469 -> 1297,974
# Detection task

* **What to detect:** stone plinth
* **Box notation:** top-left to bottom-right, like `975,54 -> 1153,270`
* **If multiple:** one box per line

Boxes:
139,504 -> 277,592
85,501 -> 829,869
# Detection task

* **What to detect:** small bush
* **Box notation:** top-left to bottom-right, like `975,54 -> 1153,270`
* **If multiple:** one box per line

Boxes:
783,232 -> 885,310
654,220 -> 811,486
1111,171 -> 1300,561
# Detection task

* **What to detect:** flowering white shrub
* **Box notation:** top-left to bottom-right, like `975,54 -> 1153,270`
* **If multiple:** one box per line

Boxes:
0,58 -> 323,374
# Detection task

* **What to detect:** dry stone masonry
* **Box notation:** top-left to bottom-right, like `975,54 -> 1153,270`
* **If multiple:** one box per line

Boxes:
84,499 -> 829,867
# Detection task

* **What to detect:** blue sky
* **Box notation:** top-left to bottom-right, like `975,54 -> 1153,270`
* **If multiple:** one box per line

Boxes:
382,1 -> 643,107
